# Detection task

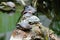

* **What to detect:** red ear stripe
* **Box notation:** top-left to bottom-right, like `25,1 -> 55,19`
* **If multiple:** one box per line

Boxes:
28,11 -> 32,13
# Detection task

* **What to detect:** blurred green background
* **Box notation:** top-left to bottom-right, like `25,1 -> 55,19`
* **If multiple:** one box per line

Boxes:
0,5 -> 23,40
0,6 -> 22,33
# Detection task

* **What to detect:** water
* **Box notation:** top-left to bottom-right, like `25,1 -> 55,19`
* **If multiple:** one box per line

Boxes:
37,12 -> 60,35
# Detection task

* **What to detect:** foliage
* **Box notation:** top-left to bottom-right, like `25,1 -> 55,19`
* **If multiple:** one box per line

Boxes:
33,0 -> 60,35
0,5 -> 23,33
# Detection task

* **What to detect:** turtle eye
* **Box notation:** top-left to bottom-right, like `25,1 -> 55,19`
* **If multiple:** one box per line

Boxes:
23,12 -> 27,14
16,24 -> 21,29
34,22 -> 38,24
29,22 -> 34,25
